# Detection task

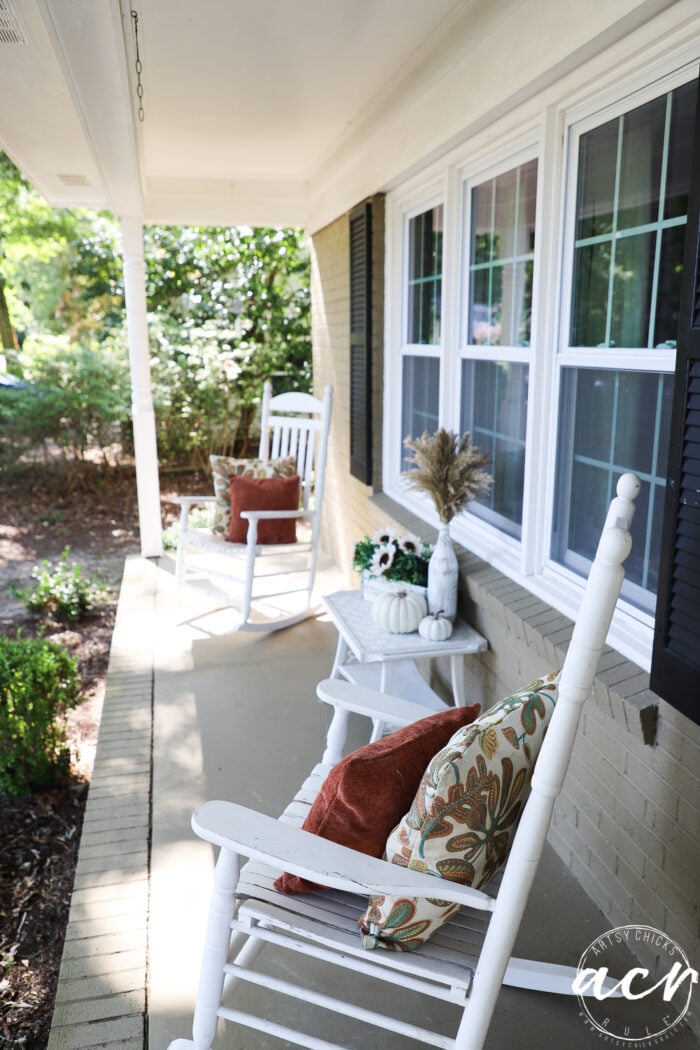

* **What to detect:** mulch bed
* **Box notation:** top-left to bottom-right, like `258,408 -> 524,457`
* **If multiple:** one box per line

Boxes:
0,463 -> 207,1049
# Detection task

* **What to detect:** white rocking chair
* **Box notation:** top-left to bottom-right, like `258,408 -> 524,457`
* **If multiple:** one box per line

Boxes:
174,382 -> 333,632
169,473 -> 640,1050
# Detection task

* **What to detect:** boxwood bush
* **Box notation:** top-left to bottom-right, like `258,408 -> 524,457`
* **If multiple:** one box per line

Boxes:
0,635 -> 81,796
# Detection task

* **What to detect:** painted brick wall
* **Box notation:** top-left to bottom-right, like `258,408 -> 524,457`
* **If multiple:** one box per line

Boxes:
311,211 -> 700,1012
312,197 -> 389,574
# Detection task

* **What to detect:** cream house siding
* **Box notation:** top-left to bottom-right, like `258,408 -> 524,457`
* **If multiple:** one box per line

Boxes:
308,0 -> 696,233
310,19 -> 700,1008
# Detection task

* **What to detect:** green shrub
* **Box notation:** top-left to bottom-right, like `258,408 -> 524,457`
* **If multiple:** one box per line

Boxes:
0,635 -> 81,796
0,334 -> 131,468
11,547 -> 109,623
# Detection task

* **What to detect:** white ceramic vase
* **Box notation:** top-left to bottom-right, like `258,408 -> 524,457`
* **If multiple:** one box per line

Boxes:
427,522 -> 458,621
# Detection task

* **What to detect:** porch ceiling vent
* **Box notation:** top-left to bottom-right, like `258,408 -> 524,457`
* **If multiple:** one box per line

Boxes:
57,173 -> 91,187
0,0 -> 28,45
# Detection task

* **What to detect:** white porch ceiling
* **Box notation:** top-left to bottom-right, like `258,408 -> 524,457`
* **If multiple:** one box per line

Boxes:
0,0 -> 476,227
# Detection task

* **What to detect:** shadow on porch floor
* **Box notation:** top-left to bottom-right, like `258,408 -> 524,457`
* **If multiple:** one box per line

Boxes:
48,554 -> 697,1050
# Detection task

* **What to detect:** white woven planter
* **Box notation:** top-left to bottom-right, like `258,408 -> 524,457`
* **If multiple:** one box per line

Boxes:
359,569 -> 428,604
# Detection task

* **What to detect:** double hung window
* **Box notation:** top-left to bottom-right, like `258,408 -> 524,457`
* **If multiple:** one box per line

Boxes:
553,79 -> 696,613
386,65 -> 697,665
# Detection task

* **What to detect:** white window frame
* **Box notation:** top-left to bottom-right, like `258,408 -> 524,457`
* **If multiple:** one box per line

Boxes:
456,147 -> 540,541
383,51 -> 700,672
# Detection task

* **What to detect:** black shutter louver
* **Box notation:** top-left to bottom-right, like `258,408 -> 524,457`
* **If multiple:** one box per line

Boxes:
650,74 -> 700,725
349,202 -> 372,484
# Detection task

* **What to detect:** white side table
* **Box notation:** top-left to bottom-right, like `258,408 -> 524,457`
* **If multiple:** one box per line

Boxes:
322,590 -> 488,749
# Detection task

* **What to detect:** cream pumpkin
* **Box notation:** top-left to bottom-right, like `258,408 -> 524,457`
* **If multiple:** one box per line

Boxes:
371,589 -> 427,633
418,610 -> 454,641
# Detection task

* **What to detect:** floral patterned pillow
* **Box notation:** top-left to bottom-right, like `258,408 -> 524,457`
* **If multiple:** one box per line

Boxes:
209,455 -> 297,535
359,671 -> 560,952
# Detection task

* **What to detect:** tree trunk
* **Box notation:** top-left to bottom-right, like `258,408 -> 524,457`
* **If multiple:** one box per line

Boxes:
236,403 -> 257,457
0,276 -> 15,350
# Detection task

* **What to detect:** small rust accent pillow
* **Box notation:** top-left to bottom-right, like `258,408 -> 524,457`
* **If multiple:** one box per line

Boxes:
227,474 -> 301,544
274,703 -> 481,895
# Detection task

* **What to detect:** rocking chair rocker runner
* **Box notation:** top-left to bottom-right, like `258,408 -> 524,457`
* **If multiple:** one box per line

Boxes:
169,473 -> 641,1050
174,382 -> 333,632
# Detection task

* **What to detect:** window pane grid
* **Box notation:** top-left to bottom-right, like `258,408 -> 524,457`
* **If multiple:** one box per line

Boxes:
468,160 -> 536,348
407,205 -> 443,345
647,94 -> 673,348
555,370 -> 672,603
461,360 -> 528,536
571,88 -> 687,349
402,203 -> 443,471
402,355 -> 440,471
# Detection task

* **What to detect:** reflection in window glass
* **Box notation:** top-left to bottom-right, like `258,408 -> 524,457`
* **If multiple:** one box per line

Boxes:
610,232 -> 655,348
469,160 -> 537,347
461,360 -> 528,537
570,80 -> 696,349
654,224 -> 687,346
401,356 -> 440,470
407,205 -> 443,345
559,78 -> 696,613
553,369 -> 673,608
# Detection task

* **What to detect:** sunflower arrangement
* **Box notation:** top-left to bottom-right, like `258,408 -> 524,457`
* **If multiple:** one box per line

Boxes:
403,428 -> 492,523
352,527 -> 433,586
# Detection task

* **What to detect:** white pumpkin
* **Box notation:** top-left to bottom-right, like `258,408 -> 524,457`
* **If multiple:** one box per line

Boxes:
372,588 -> 427,633
418,610 -> 454,641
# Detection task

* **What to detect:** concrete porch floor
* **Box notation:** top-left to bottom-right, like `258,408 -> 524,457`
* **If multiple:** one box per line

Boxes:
48,554 -> 698,1050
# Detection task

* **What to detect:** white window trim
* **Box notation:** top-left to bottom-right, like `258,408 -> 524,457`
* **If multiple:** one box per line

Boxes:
383,49 -> 700,674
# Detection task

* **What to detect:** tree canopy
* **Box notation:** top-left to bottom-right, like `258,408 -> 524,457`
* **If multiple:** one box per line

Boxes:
0,152 -> 312,467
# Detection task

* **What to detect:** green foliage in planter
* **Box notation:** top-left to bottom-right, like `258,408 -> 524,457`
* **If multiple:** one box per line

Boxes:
0,635 -> 81,796
11,547 -> 109,623
352,532 -> 432,586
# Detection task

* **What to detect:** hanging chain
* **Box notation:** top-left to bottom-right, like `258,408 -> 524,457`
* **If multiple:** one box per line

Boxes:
131,9 -> 145,122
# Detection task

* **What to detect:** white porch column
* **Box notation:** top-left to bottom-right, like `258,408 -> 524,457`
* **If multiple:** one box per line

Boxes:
120,217 -> 163,557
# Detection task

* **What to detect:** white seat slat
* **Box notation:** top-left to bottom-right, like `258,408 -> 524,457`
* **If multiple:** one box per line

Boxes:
232,761 -> 484,1001
234,897 -> 475,998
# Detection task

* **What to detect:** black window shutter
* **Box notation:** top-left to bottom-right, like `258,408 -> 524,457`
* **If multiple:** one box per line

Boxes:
349,201 -> 372,484
650,74 -> 700,725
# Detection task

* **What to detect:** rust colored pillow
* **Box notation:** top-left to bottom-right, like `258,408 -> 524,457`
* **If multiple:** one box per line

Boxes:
274,702 -> 481,895
227,474 -> 300,544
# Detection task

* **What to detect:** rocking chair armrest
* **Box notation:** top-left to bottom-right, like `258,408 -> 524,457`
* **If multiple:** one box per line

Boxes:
239,508 -> 312,521
316,678 -> 441,730
192,799 -> 495,911
172,495 -> 217,507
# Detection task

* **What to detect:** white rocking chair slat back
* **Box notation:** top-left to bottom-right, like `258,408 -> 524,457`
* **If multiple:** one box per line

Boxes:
169,472 -> 640,1050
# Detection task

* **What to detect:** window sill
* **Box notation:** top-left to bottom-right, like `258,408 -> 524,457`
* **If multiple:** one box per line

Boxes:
371,491 -> 659,746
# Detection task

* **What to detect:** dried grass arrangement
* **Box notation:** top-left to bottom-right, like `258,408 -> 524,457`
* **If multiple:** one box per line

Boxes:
403,428 -> 492,524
